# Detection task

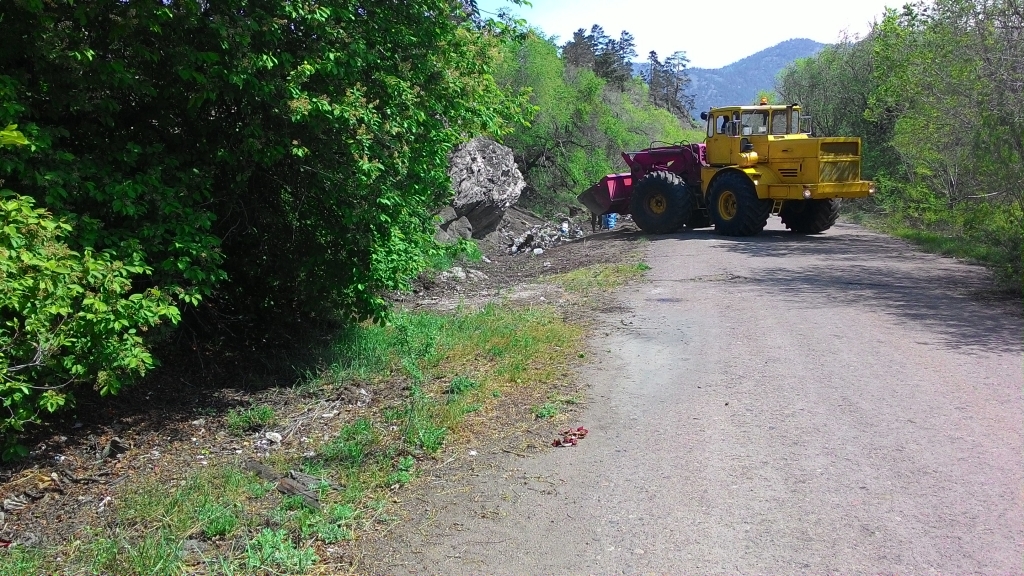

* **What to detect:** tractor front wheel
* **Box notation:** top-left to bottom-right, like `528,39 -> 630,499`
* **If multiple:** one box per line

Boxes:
780,199 -> 841,233
708,172 -> 771,236
629,171 -> 692,234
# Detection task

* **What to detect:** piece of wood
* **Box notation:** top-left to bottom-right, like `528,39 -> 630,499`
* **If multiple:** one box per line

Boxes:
276,477 -> 321,510
288,470 -> 342,491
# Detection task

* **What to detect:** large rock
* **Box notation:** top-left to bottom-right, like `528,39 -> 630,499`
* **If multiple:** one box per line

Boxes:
444,216 -> 473,240
448,138 -> 525,239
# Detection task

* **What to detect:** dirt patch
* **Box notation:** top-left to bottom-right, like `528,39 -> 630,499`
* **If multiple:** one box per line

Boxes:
400,216 -> 648,313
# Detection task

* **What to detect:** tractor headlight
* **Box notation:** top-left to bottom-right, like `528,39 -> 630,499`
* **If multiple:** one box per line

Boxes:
802,188 -> 812,199
868,185 -> 877,196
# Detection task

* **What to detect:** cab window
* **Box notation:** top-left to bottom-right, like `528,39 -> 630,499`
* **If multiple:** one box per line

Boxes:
740,111 -> 768,135
717,115 -> 730,135
771,110 -> 789,134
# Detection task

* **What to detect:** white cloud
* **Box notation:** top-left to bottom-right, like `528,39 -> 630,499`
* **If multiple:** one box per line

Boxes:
476,0 -> 895,68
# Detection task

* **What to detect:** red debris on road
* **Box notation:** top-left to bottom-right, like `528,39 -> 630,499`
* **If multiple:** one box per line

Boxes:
552,426 -> 589,447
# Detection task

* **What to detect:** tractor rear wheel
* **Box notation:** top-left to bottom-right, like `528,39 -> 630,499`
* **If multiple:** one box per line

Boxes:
780,199 -> 841,233
708,172 -> 771,236
629,171 -> 692,234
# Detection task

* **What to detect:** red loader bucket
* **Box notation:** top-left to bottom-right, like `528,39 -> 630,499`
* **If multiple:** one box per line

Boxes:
576,173 -> 633,216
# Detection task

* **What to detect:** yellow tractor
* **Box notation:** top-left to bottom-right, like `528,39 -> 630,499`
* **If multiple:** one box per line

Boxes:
578,102 -> 876,236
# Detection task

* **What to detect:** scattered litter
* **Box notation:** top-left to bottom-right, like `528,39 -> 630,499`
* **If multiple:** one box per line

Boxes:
552,426 -> 589,447
357,388 -> 371,407
532,248 -> 544,255
97,496 -> 113,512
191,419 -> 205,426
507,219 -> 585,255
543,261 -> 551,267
468,450 -> 478,456
264,432 -> 282,443
439,266 -> 467,281
2,494 -> 30,512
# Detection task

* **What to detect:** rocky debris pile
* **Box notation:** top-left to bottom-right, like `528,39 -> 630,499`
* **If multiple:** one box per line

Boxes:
436,138 -> 525,244
507,218 -> 585,255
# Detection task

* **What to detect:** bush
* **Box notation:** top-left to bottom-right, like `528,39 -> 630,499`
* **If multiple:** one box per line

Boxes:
0,2 -> 529,444
0,193 -> 178,454
0,2 -> 527,324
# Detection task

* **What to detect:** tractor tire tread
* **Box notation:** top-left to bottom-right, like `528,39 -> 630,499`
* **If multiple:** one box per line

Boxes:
708,172 -> 771,236
630,171 -> 692,234
780,198 -> 841,233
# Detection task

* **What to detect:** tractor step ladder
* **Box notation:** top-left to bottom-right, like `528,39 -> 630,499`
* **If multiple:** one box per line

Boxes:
771,199 -> 784,215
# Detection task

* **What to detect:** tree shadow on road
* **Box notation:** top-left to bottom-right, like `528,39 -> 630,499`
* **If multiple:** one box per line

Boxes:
647,225 -> 1023,356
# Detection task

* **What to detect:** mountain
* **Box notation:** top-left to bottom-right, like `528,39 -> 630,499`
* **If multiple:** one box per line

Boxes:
633,39 -> 825,118
689,38 -> 824,114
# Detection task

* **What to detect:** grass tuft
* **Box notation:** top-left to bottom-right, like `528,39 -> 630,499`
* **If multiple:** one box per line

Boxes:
547,261 -> 649,294
226,405 -> 276,435
245,528 -> 318,574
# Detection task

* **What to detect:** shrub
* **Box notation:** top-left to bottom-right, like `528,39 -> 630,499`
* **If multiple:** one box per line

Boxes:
0,193 -> 178,454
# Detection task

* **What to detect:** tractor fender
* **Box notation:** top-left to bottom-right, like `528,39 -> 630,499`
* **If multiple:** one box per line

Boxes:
703,167 -> 773,200
702,167 -> 751,195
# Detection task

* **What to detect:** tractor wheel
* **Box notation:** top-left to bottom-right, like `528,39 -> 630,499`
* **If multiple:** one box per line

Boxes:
629,171 -> 692,234
780,199 -> 841,233
708,172 -> 771,236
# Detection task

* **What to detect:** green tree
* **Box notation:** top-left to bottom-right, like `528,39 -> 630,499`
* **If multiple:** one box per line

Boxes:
497,31 -> 696,214
777,0 -> 1022,288
0,0 -> 527,321
0,0 -> 529,444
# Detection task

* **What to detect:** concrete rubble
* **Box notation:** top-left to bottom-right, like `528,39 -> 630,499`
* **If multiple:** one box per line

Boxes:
506,218 -> 585,255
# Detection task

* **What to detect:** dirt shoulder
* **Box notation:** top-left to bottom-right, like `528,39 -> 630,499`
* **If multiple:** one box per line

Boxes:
0,215 -> 648,574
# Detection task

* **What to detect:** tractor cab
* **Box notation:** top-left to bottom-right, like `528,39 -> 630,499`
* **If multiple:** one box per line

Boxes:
700,104 -> 809,167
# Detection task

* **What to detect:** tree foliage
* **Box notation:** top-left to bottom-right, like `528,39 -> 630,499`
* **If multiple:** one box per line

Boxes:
562,26 -> 637,88
494,29 -> 699,214
644,51 -> 696,120
0,0 -> 528,444
776,0 -> 1023,288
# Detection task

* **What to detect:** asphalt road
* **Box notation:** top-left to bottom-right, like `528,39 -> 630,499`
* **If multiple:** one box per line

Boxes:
371,221 -> 1023,575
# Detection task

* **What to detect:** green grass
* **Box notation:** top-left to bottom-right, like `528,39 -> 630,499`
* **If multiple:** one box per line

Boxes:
531,402 -> 560,419
225,405 -> 276,435
320,418 -> 376,466
0,548 -> 45,576
0,303 -> 584,575
547,261 -> 650,294
245,529 -> 318,574
424,238 -> 484,272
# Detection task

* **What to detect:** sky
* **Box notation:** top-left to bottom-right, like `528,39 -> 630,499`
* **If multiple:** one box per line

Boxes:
476,0 -> 898,69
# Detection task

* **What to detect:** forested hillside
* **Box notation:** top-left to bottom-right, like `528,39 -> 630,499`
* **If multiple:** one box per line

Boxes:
497,24 -> 701,215
776,1 -> 1023,289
